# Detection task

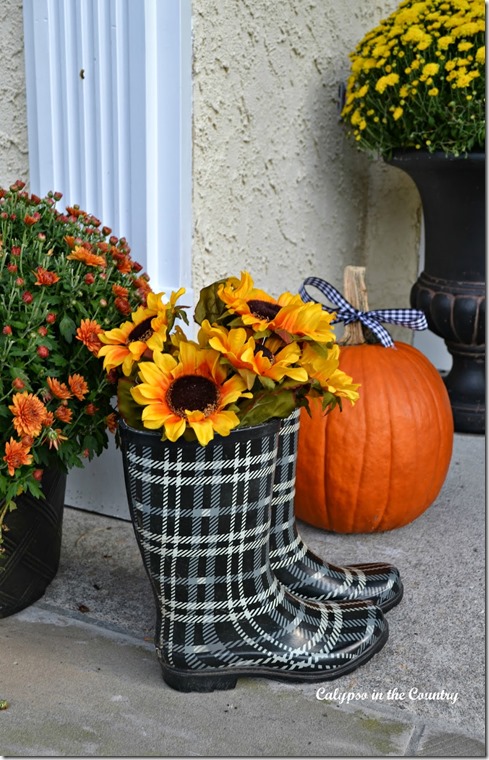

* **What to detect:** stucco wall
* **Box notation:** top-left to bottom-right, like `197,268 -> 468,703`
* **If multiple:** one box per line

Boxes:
0,0 -> 29,187
192,0 -> 421,328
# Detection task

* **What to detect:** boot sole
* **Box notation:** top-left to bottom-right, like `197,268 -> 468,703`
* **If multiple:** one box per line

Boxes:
379,583 -> 404,613
160,621 -> 389,692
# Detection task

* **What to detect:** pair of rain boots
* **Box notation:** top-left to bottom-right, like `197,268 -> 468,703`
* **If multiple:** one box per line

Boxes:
120,412 -> 402,693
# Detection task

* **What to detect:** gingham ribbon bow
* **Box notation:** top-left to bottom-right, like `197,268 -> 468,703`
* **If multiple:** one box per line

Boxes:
299,276 -> 428,348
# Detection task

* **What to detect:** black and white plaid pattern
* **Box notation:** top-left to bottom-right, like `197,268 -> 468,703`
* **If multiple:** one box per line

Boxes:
299,276 -> 428,347
269,410 -> 403,612
119,419 -> 387,690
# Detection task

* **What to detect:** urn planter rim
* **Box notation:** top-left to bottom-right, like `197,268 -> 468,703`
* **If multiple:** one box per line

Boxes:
387,148 -> 485,165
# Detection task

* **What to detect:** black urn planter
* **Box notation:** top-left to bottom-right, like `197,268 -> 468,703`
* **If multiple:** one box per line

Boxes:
388,150 -> 485,434
0,467 -> 66,618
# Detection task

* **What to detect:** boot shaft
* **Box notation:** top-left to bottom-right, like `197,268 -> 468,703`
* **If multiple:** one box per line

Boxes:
120,419 -> 281,619
270,409 -> 302,563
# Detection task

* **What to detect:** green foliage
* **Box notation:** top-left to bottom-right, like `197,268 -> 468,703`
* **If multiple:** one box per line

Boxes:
194,278 -> 229,326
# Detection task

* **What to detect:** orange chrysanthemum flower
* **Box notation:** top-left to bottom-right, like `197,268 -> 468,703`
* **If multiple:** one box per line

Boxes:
55,405 -> 73,423
112,284 -> 129,298
68,374 -> 89,400
115,257 -> 132,274
34,266 -> 60,286
9,392 -> 48,438
45,428 -> 68,450
43,411 -> 55,427
76,319 -> 103,356
3,438 -> 33,476
47,377 -> 72,400
105,412 -> 118,433
114,297 -> 131,315
67,245 -> 107,268
133,276 -> 152,297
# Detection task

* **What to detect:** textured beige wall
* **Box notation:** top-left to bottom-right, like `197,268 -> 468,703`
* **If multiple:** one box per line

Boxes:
0,0 -> 29,187
192,0 -> 421,329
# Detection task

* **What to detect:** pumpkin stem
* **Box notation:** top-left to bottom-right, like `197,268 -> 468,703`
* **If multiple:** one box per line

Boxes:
340,266 -> 369,346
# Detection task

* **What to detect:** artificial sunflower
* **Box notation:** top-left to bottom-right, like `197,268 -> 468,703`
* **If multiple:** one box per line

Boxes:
216,272 -> 337,344
300,343 -> 360,405
217,271 -> 283,332
272,293 -> 337,344
201,321 -> 308,390
130,341 -> 250,446
98,290 -> 185,376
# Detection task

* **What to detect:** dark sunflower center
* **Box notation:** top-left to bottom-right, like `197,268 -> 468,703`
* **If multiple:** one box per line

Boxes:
254,344 -> 275,364
128,317 -> 154,344
167,375 -> 219,418
247,299 -> 281,321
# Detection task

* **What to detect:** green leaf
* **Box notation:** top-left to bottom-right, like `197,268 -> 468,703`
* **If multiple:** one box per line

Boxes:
24,479 -> 45,500
237,389 -> 297,429
117,378 -> 145,430
194,279 -> 228,326
59,315 -> 77,343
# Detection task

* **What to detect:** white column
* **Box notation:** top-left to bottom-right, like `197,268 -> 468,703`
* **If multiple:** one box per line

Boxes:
23,0 -> 193,517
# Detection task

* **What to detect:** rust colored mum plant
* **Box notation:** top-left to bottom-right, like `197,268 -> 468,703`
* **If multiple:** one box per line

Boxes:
99,270 -> 360,448
0,180 -> 151,542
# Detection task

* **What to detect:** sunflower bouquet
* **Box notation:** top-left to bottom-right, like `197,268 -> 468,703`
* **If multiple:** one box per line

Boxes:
0,180 -> 150,540
341,0 -> 485,157
98,271 -> 359,448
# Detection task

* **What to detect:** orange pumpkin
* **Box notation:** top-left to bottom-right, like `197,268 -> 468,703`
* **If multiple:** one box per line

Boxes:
295,269 -> 454,533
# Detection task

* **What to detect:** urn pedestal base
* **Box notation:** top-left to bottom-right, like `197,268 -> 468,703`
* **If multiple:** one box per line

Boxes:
389,150 -> 485,434
411,272 -> 485,434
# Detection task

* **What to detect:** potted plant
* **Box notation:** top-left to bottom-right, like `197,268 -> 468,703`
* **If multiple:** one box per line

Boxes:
341,0 -> 485,433
0,179 -> 150,617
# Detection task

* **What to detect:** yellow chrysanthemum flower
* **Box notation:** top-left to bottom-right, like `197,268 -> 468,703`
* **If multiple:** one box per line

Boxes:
422,62 -> 440,78
438,35 -> 454,49
375,72 -> 400,93
475,46 -> 485,65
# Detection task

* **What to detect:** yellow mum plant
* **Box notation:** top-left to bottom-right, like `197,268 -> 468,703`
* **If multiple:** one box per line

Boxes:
98,271 -> 360,446
341,0 -> 485,157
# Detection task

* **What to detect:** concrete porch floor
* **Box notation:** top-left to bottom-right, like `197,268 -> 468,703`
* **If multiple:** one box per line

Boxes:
0,432 -> 485,757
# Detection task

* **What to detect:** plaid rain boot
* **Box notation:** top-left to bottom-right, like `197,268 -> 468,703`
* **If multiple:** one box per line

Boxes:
269,411 -> 403,612
120,418 -> 388,693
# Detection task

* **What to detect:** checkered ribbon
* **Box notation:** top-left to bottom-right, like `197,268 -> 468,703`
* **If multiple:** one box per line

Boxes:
299,276 -> 428,348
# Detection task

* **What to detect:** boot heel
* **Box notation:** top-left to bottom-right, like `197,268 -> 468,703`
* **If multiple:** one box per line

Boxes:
161,665 -> 238,693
